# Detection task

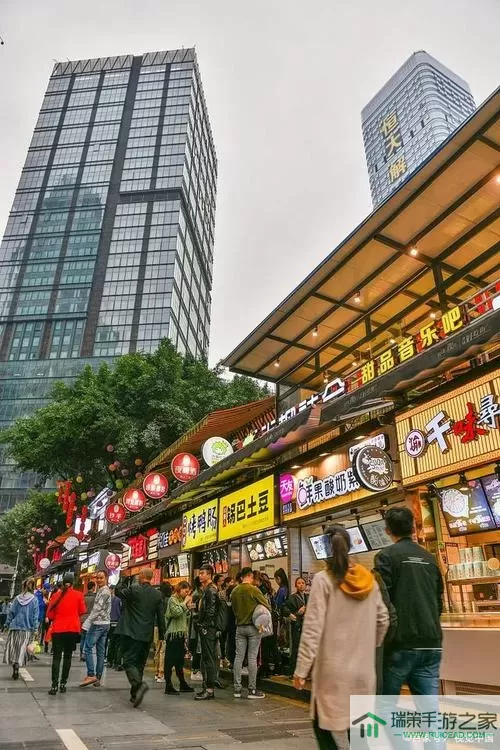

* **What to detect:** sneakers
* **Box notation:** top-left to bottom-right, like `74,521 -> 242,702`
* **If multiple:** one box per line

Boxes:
233,689 -> 242,698
133,681 -> 149,708
92,680 -> 101,688
248,689 -> 266,699
59,683 -> 67,694
155,675 -> 164,683
48,685 -> 58,696
80,676 -> 98,687
195,689 -> 215,701
190,670 -> 203,682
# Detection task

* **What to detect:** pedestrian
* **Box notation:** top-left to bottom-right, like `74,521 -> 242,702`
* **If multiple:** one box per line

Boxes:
34,585 -> 47,649
294,524 -> 389,750
195,564 -> 219,701
163,581 -> 194,695
115,567 -> 165,708
283,577 -> 308,677
0,600 -> 7,631
374,506 -> 443,695
258,573 -> 277,676
80,581 -> 96,661
106,585 -> 123,669
3,578 -> 39,680
188,576 -> 203,682
273,568 -> 289,671
80,570 -> 111,688
46,572 -> 86,695
154,583 -> 172,682
231,567 -> 270,699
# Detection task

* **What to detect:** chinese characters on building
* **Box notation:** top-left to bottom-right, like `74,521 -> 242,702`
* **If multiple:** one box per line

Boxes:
380,111 -> 407,184
296,470 -> 360,511
218,475 -> 275,540
181,500 -> 218,550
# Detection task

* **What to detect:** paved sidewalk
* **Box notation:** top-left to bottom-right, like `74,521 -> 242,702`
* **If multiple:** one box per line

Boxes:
0,636 -> 316,750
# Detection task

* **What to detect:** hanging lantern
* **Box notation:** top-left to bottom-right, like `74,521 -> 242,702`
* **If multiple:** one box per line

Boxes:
108,464 -> 116,472
81,492 -> 87,502
135,472 -> 143,479
106,444 -> 114,453
76,475 -> 83,483
134,458 -> 143,466
115,479 -> 124,490
121,468 -> 129,477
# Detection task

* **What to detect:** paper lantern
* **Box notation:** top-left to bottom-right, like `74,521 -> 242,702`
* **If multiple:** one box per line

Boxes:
76,475 -> 83,483
134,458 -> 143,466
106,444 -> 114,453
115,479 -> 124,490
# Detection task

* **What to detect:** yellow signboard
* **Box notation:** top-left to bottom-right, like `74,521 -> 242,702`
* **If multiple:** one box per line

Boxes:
218,475 -> 275,542
396,368 -> 500,486
181,498 -> 218,550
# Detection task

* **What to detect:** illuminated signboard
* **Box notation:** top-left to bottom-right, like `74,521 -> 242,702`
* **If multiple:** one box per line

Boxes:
380,111 -> 407,185
218,475 -> 275,541
181,498 -> 218,550
396,367 -> 500,486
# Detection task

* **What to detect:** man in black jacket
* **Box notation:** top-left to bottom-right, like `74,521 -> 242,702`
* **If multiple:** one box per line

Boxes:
195,564 -> 218,701
116,567 -> 165,707
374,506 -> 444,696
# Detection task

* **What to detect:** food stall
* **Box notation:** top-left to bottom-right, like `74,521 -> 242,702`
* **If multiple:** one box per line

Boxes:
158,520 -> 191,586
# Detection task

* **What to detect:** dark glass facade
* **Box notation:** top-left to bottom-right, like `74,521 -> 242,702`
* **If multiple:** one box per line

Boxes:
0,49 -> 217,511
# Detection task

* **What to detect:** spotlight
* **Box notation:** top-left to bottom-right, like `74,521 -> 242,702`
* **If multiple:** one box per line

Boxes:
410,247 -> 419,257
354,291 -> 361,304
390,337 -> 396,345
430,312 -> 437,320
312,326 -> 318,337
274,358 -> 280,368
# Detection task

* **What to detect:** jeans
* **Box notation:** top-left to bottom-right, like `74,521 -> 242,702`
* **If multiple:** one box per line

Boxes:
80,629 -> 87,657
383,649 -> 442,695
84,624 -> 109,679
121,635 -> 151,698
199,629 -> 217,690
234,624 -> 262,692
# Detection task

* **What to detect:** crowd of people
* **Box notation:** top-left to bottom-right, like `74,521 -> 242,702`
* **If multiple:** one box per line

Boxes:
0,505 -> 444,750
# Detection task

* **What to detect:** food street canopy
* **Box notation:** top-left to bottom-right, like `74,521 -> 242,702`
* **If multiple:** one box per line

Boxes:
223,87 -> 500,394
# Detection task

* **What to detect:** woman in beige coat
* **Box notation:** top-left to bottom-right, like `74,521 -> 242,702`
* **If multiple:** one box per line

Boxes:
294,525 -> 389,750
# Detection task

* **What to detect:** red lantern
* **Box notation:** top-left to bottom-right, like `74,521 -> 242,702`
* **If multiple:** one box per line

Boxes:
171,453 -> 200,483
142,473 -> 168,500
105,503 -> 126,524
123,489 -> 146,512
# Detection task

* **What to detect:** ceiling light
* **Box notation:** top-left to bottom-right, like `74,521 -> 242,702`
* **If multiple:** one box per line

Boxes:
390,337 -> 396,345
274,358 -> 280,368
312,326 -> 318,337
291,464 -> 301,470
496,175 -> 500,184
430,312 -> 437,320
319,452 -> 329,457
410,246 -> 419,257
354,291 -> 361,304
323,373 -> 329,383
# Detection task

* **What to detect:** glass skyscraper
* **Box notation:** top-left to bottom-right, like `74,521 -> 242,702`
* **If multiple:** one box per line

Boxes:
362,50 -> 475,207
0,48 -> 217,511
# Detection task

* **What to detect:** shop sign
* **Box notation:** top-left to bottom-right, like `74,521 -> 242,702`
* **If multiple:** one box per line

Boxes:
39,557 -> 50,570
396,368 -> 500,485
120,546 -> 131,570
158,522 -> 183,556
218,475 -> 275,541
279,474 -> 295,504
348,433 -> 388,461
88,552 -> 100,567
178,553 -> 190,578
143,473 -> 168,500
63,536 -> 79,551
171,453 -> 200,483
146,528 -> 159,561
199,546 -> 229,574
105,553 -> 121,571
105,503 -> 126,524
123,488 -> 146,513
259,378 -> 346,436
296,470 -> 360,511
202,437 -> 233,467
352,446 -> 394,492
126,534 -> 147,564
181,498 -> 218,550
88,488 -> 114,520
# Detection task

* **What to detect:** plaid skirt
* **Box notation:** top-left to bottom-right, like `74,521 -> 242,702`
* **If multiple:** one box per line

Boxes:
3,629 -> 32,666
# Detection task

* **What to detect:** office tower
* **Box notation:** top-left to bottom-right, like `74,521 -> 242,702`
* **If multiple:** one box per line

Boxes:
362,51 -> 475,207
0,49 -> 217,510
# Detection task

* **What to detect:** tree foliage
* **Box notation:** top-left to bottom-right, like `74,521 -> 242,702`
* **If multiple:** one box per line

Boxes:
0,491 -> 66,577
0,340 -> 269,492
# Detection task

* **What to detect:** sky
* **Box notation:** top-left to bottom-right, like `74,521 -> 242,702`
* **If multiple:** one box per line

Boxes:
1,0 -> 499,367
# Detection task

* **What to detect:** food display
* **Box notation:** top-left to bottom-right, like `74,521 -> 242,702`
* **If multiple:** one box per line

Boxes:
438,480 -> 496,536
346,526 -> 369,553
247,535 -> 286,561
309,534 -> 332,560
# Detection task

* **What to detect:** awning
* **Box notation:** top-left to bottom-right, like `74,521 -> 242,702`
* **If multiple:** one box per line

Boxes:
223,87 -> 500,393
89,406 -> 323,544
321,304 -> 500,425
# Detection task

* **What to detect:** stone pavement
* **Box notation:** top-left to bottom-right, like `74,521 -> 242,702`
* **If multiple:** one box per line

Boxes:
0,636 -> 316,750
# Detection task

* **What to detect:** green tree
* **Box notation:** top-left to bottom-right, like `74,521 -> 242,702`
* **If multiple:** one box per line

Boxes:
0,491 -> 66,577
0,339 -> 269,493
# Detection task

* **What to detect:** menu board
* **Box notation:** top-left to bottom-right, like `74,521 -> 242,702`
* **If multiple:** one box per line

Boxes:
200,546 -> 228,574
346,526 -> 369,554
309,534 -> 332,560
247,535 -> 287,562
438,480 -> 496,536
362,520 -> 392,550
480,474 -> 500,528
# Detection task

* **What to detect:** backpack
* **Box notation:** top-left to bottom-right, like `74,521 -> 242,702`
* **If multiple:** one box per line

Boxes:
215,595 -> 229,634
252,604 -> 272,637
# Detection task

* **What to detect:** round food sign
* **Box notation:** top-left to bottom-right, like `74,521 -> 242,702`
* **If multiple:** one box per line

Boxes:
352,446 -> 394,493
123,489 -> 146,512
63,536 -> 79,551
105,503 -> 126,524
39,557 -> 51,570
171,453 -> 200,483
143,473 -> 168,499
105,553 -> 121,571
202,437 -> 233,467
279,474 -> 295,504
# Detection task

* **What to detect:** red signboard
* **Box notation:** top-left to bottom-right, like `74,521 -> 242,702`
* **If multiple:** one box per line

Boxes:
143,473 -> 168,500
123,488 -> 146,512
171,453 -> 200,483
105,503 -> 126,524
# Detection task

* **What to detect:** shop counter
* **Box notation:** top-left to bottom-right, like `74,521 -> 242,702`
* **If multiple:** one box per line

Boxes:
441,614 -> 500,693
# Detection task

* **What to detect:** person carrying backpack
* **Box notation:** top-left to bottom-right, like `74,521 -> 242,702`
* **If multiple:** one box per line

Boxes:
230,567 -> 271,699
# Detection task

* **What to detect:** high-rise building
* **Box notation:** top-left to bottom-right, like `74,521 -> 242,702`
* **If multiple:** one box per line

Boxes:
0,49 -> 217,511
362,51 -> 475,207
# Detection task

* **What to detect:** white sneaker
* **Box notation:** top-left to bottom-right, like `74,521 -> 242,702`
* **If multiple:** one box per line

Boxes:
248,689 -> 266,699
190,670 -> 203,682
155,676 -> 164,683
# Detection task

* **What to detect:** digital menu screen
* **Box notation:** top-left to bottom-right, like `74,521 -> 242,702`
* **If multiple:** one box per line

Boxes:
247,535 -> 287,562
438,479 -> 496,536
346,526 -> 369,554
309,534 -> 332,560
362,520 -> 393,550
480,474 -> 500,529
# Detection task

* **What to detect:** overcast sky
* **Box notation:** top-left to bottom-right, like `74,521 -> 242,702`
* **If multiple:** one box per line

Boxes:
1,0 -> 499,366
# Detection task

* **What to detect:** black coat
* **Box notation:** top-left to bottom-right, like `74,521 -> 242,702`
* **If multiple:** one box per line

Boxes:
115,581 -> 165,643
374,537 -> 443,651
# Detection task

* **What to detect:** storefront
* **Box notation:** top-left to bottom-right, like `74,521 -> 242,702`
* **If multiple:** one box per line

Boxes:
279,427 -> 405,583
396,366 -> 500,694
158,520 -> 190,585
120,529 -> 161,586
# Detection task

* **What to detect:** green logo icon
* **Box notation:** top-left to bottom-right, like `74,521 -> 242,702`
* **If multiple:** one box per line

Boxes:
352,713 -> 387,739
